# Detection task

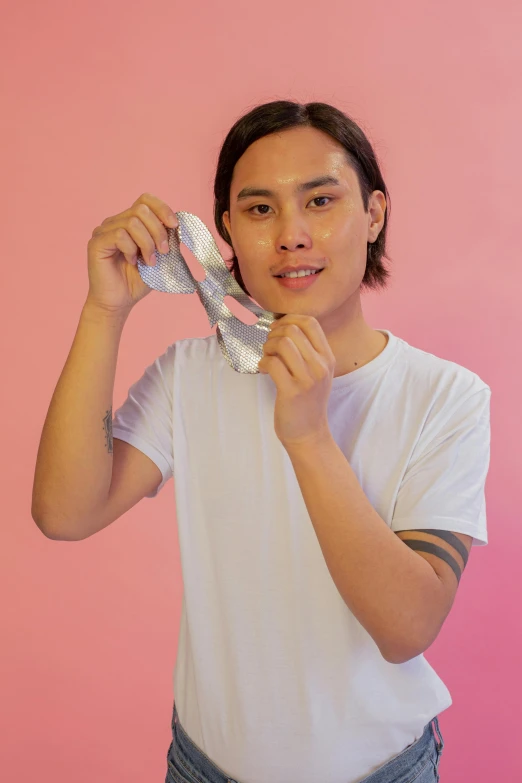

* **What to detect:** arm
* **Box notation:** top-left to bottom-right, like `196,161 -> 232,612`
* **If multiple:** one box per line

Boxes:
32,300 -> 132,538
285,432 -> 472,664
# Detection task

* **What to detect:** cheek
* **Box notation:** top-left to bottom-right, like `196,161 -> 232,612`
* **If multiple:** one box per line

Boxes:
315,225 -> 334,242
314,221 -> 352,254
314,207 -> 352,245
234,228 -> 273,267
320,200 -> 362,244
252,235 -> 273,254
319,213 -> 366,254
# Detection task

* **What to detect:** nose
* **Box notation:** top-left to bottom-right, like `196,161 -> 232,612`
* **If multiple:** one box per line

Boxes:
276,223 -> 313,253
280,241 -> 306,250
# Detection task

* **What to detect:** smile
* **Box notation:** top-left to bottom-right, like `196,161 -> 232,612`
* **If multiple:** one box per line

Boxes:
275,269 -> 324,290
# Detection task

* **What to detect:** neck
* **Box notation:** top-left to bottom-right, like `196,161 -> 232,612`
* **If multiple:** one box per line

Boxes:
318,290 -> 388,378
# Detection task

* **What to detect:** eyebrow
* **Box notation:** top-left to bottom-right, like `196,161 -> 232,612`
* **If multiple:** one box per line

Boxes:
236,175 -> 342,202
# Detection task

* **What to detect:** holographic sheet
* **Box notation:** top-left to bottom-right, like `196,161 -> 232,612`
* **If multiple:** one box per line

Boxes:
136,211 -> 280,374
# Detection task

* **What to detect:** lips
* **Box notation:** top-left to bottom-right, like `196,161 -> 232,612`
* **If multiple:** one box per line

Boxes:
275,268 -> 324,290
274,268 -> 324,277
273,263 -> 325,276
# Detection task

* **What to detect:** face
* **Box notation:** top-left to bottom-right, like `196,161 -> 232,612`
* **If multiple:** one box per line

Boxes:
222,125 -> 386,328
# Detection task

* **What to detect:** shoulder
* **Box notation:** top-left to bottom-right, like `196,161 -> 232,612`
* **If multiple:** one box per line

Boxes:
396,335 -> 490,407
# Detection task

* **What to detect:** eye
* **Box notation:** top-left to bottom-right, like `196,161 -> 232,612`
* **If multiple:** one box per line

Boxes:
248,204 -> 272,215
247,196 -> 333,215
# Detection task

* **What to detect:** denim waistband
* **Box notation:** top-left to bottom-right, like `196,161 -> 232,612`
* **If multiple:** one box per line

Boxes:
167,701 -> 444,783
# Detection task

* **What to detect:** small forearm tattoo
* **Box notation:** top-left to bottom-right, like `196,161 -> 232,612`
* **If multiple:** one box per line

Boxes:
401,530 -> 469,584
102,406 -> 113,454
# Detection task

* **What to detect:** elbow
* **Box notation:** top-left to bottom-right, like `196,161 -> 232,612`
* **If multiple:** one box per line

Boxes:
31,506 -> 56,539
381,646 -> 423,665
379,632 -> 435,665
32,512 -> 65,540
31,506 -> 81,541
377,585 -> 448,664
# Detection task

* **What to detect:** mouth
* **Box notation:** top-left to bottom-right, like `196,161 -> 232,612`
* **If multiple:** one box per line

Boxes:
274,268 -> 324,290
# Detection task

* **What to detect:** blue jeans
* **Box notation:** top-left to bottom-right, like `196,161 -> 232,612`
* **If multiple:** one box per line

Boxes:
165,701 -> 445,783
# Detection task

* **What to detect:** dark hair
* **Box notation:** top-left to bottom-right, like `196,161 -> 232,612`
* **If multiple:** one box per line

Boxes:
213,100 -> 392,295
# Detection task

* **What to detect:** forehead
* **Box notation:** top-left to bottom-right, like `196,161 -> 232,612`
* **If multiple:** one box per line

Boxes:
230,126 -> 356,191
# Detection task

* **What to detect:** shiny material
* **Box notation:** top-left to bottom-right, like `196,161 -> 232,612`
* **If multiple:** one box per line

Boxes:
136,211 -> 280,374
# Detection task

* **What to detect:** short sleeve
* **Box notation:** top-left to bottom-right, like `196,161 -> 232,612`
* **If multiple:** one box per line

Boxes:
392,386 -> 491,547
112,343 -> 176,498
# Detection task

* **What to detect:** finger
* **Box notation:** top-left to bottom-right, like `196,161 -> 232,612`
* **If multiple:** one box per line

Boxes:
125,215 -> 159,266
261,354 -> 289,387
267,324 -> 316,365
133,200 -> 176,256
264,333 -> 310,381
112,227 -> 139,266
135,191 -> 178,229
268,326 -> 331,381
272,315 -> 330,357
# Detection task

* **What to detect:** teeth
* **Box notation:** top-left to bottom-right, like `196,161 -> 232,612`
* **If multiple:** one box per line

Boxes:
280,269 -> 319,278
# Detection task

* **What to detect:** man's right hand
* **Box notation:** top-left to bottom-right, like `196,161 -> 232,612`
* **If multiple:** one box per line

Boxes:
86,192 -> 179,314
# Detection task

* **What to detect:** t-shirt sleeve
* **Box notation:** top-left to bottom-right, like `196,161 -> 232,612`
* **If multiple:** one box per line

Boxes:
112,343 -> 176,499
391,385 -> 491,547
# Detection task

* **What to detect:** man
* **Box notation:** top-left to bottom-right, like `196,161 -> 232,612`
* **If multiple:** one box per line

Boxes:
33,101 -> 490,783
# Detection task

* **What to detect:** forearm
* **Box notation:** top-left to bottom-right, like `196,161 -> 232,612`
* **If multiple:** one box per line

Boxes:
32,300 -> 130,537
284,431 -> 446,663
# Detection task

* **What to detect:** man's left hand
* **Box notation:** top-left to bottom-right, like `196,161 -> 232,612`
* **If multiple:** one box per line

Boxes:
257,314 -> 336,447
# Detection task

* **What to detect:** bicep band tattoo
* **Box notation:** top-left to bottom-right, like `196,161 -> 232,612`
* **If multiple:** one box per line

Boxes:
400,529 -> 470,584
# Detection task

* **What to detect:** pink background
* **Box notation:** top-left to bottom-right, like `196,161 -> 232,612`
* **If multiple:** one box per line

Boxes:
2,0 -> 520,780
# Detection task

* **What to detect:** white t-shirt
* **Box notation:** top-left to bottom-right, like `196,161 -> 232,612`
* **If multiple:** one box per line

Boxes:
112,328 -> 491,783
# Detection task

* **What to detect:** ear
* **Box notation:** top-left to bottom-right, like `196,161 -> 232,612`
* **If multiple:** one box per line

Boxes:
368,191 -> 386,243
222,210 -> 231,236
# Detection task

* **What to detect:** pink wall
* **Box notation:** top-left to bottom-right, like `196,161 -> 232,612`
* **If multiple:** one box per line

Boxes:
2,0 -> 520,780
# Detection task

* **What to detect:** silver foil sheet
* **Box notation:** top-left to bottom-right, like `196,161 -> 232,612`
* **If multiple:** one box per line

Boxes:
136,211 -> 281,374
